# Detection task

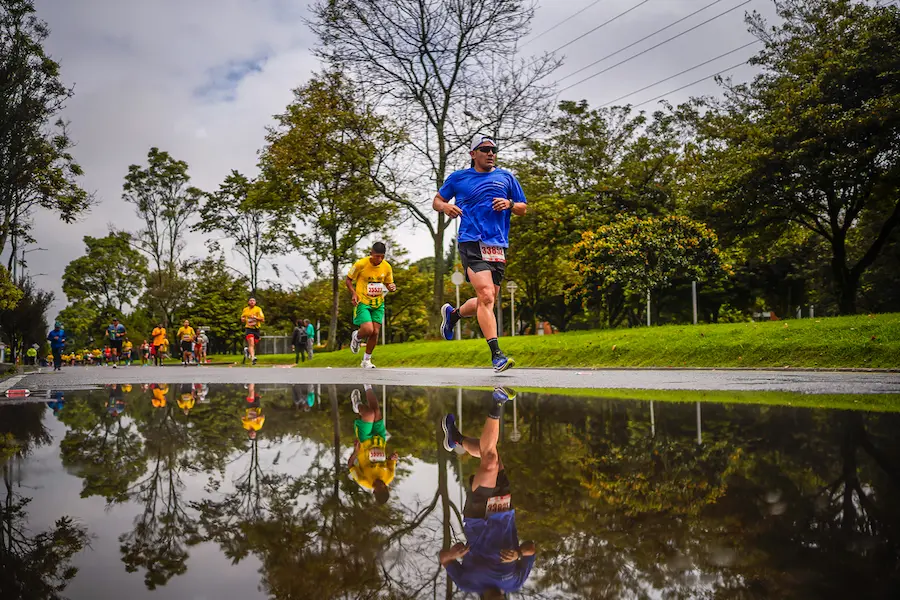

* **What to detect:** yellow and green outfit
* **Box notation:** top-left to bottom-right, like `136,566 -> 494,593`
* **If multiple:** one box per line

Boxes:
350,418 -> 396,490
348,257 -> 394,326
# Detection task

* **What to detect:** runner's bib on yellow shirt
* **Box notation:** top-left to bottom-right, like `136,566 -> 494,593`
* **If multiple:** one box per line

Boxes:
177,327 -> 195,342
241,306 -> 265,328
348,257 -> 394,308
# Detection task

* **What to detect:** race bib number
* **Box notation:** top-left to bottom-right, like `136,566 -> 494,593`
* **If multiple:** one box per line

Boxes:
485,494 -> 512,516
367,282 -> 385,297
247,317 -> 258,327
479,244 -> 506,263
368,447 -> 387,463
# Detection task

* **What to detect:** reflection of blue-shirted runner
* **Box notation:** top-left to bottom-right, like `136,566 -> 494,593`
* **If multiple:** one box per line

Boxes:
432,135 -> 527,372
439,387 -> 536,595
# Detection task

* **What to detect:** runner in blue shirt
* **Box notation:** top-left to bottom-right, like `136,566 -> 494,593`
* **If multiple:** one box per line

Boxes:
439,387 -> 537,596
432,135 -> 527,372
106,318 -> 126,368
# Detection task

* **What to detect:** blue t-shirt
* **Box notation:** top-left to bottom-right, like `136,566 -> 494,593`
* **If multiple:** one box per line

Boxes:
47,329 -> 66,349
107,324 -> 125,341
444,510 -> 535,593
438,168 -> 526,248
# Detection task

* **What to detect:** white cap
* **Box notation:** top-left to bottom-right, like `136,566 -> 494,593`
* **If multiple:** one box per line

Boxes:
471,135 -> 496,151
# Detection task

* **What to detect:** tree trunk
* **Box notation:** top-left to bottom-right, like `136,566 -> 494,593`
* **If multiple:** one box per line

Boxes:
431,226 -> 446,329
831,233 -> 859,315
328,260 -> 340,351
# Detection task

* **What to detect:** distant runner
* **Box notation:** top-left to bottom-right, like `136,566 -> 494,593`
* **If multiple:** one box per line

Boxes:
151,322 -> 166,366
348,384 -> 398,504
292,319 -> 308,364
106,318 -> 126,368
47,322 -> 66,372
433,135 -> 526,372
122,337 -> 133,366
242,383 -> 264,439
439,387 -> 536,594
240,298 -> 265,366
176,320 -> 196,366
346,242 -> 396,369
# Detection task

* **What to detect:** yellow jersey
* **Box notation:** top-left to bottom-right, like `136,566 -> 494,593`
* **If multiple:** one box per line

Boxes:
241,306 -> 265,329
152,327 -> 166,345
177,326 -> 195,342
123,341 -> 133,352
350,438 -> 396,490
242,408 -> 265,431
152,385 -> 168,408
178,394 -> 195,412
347,257 -> 394,308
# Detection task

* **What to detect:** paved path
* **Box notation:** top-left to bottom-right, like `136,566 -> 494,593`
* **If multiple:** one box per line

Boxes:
4,366 -> 899,395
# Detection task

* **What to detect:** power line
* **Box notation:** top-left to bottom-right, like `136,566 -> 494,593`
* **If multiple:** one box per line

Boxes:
558,0 -> 729,82
600,40 -> 759,106
632,60 -> 752,108
521,0 -> 607,48
559,0 -> 752,92
547,0 -> 653,56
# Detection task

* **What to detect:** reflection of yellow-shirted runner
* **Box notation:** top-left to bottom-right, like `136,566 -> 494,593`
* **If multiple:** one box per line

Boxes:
347,257 -> 393,309
350,438 -> 396,490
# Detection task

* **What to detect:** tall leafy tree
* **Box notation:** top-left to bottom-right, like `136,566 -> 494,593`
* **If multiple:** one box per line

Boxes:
61,231 -> 148,315
309,0 -> 560,324
683,0 -> 900,314
122,147 -> 202,323
0,277 -> 51,361
193,171 -> 281,294
258,71 -> 396,350
0,0 -> 91,265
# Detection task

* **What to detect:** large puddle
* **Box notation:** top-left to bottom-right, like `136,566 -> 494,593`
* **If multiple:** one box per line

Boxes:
2,383 -> 899,599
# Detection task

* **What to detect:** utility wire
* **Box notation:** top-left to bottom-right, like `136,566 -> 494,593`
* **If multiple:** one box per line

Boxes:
558,0 -> 729,82
559,0 -> 752,92
632,60 -> 752,107
521,0 -> 607,47
600,40 -> 759,106
547,0 -> 653,56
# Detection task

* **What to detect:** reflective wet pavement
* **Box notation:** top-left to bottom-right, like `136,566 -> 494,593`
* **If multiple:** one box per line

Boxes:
2,383 -> 899,599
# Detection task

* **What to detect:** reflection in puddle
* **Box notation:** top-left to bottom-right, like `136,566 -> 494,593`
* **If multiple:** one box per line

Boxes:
1,383 -> 900,599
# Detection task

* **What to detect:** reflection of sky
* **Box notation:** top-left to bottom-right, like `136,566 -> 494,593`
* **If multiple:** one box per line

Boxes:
13,404 -> 481,599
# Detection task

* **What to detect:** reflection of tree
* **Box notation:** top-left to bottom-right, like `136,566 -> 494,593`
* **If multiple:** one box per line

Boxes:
0,405 -> 89,599
119,399 -> 200,590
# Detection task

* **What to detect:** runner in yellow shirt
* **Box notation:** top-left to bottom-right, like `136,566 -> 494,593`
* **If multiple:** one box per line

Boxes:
348,384 -> 399,504
176,320 -> 196,366
177,384 -> 195,415
151,323 -> 166,366
151,384 -> 168,408
240,298 -> 265,365
122,338 -> 134,366
345,242 -> 396,369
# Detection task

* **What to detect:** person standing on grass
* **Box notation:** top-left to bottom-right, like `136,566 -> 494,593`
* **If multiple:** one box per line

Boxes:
292,319 -> 308,364
176,320 -> 196,366
439,386 -> 536,595
348,384 -> 399,504
304,319 -> 315,359
241,298 -> 265,365
346,242 -> 397,369
432,135 -> 527,373
151,322 -> 166,366
47,322 -> 66,371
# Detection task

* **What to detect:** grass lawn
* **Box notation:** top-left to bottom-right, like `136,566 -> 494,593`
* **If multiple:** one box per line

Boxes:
208,313 -> 899,370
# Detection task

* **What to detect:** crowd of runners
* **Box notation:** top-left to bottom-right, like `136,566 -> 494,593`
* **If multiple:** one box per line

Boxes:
40,135 -> 524,372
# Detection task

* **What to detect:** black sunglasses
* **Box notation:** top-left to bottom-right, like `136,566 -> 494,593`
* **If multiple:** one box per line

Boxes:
475,146 -> 498,154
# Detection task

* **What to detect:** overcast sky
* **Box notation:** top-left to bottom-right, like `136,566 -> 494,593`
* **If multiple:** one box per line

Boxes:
12,0 -> 777,321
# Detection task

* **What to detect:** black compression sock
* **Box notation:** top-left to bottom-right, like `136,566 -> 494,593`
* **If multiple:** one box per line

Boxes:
487,337 -> 502,357
489,397 -> 504,419
449,309 -> 462,327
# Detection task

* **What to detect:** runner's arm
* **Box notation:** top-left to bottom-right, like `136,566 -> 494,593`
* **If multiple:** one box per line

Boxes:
344,276 -> 359,305
433,193 -> 462,218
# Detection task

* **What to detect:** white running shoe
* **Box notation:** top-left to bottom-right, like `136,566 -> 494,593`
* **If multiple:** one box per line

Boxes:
350,389 -> 362,413
360,358 -> 375,369
350,330 -> 361,354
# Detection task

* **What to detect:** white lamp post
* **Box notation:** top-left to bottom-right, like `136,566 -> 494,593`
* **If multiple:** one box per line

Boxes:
506,281 -> 518,336
451,270 -> 465,340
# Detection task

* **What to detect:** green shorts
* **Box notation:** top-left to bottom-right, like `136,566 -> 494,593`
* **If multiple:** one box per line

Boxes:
353,303 -> 385,326
355,418 -> 388,443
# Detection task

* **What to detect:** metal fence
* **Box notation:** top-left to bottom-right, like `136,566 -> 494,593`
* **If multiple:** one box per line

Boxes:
256,336 -> 294,355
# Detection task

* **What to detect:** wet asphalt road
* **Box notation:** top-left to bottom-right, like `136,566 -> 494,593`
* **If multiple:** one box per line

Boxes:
2,365 -> 899,395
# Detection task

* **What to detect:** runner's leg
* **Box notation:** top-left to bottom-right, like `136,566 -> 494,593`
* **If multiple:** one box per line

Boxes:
465,269 -> 499,339
357,385 -> 382,422
470,415 -> 501,491
366,323 -> 381,355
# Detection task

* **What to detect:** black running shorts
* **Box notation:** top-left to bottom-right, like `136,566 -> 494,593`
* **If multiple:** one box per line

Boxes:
458,241 -> 506,287
464,469 -> 513,519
